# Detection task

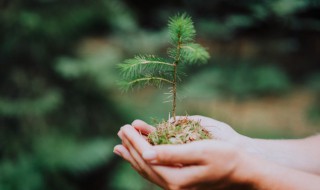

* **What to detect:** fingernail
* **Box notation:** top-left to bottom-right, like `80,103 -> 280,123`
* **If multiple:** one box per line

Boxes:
117,130 -> 123,140
113,149 -> 122,157
132,119 -> 141,126
142,150 -> 157,160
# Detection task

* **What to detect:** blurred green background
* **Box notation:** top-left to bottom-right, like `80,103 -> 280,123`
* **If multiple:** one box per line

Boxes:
1,0 -> 320,189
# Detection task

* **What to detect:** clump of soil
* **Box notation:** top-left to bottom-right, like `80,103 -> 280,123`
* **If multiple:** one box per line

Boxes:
148,117 -> 212,145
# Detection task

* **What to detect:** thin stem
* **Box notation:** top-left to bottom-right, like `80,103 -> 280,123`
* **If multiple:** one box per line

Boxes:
180,45 -> 195,51
128,77 -> 174,85
130,61 -> 174,68
172,34 -> 181,123
172,64 -> 177,122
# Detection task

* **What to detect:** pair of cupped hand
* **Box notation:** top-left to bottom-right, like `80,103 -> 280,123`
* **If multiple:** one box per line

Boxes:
114,116 -> 251,190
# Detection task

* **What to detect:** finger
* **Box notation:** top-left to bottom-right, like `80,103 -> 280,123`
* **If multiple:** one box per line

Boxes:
118,124 -> 149,141
122,125 -> 153,155
120,132 -> 207,189
132,119 -> 155,135
142,141 -> 208,165
117,125 -> 126,140
121,127 -> 165,185
122,139 -> 148,176
153,165 -> 207,188
114,144 -> 131,159
122,137 -> 165,186
113,144 -> 141,171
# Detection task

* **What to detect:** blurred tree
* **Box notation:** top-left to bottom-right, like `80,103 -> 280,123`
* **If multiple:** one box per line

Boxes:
0,0 -> 138,189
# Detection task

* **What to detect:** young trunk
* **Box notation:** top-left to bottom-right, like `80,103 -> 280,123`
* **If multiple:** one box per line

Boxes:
172,36 -> 181,123
172,64 -> 177,122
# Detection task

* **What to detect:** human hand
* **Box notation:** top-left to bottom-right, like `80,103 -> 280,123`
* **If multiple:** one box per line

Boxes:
114,125 -> 252,190
114,117 -> 320,189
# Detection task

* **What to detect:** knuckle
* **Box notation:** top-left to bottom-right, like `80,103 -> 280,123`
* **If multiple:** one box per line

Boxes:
155,148 -> 169,161
224,146 -> 241,171
202,148 -> 211,156
200,144 -> 213,156
230,147 -> 241,161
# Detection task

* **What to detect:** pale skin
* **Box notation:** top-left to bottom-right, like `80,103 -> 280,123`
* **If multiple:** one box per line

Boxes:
114,115 -> 320,190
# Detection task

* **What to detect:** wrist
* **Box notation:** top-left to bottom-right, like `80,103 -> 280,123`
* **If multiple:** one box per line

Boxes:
229,150 -> 257,186
232,151 -> 320,190
230,134 -> 253,151
228,136 -> 271,186
235,135 -> 265,159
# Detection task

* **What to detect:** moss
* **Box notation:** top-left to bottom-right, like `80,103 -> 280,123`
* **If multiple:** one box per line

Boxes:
148,117 -> 212,145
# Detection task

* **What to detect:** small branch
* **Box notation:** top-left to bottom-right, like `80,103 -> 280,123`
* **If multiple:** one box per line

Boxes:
180,45 -> 195,52
128,77 -> 174,85
141,61 -> 174,66
129,61 -> 174,68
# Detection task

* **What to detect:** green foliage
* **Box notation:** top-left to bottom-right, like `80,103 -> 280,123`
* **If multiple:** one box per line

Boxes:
119,55 -> 174,90
307,73 -> 320,93
0,158 -> 43,190
0,1 -> 132,189
119,13 -> 209,119
119,13 -> 209,90
34,136 -> 115,173
56,47 -> 122,89
111,163 -> 153,190
306,73 -> 320,123
180,43 -> 210,64
195,0 -> 320,41
0,91 -> 62,117
183,65 -> 291,99
168,13 -> 195,44
269,0 -> 308,16
0,136 -> 115,190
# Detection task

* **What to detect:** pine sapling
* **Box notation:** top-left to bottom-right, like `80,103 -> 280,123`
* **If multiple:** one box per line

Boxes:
119,13 -> 212,145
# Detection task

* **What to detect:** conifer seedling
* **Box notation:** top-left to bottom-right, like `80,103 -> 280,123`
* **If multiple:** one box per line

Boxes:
119,13 -> 212,145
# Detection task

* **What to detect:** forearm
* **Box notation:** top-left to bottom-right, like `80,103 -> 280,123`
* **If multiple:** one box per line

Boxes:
235,153 -> 320,190
240,134 -> 320,174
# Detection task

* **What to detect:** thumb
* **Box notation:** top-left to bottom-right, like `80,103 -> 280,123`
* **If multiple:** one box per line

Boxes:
142,141 -> 206,165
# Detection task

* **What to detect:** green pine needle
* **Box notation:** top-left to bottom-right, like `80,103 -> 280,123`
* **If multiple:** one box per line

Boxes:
180,43 -> 210,64
119,55 -> 174,90
119,55 -> 173,79
168,13 -> 196,44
